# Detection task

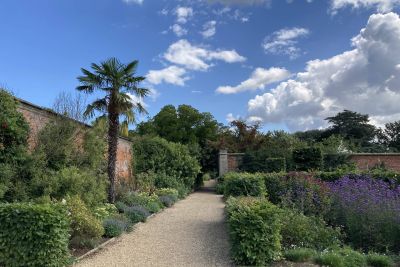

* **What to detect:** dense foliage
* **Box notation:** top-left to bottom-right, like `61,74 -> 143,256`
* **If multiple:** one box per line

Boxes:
226,197 -> 282,265
293,147 -> 323,171
280,209 -> 342,250
132,136 -> 201,191
223,172 -> 266,197
220,171 -> 399,265
134,104 -> 220,174
0,203 -> 70,267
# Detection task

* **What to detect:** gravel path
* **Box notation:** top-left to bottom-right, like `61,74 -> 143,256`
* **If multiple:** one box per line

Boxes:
76,180 -> 233,267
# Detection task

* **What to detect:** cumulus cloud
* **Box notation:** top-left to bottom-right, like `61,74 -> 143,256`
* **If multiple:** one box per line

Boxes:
201,21 -> 217,38
122,0 -> 144,5
248,12 -> 400,131
146,66 -> 188,86
330,0 -> 400,13
171,24 -> 188,37
216,67 -> 291,94
175,6 -> 193,24
262,27 -> 310,59
164,39 -> 246,71
127,92 -> 148,109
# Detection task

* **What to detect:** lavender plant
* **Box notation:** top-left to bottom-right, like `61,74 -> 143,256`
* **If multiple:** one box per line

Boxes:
328,176 -> 400,252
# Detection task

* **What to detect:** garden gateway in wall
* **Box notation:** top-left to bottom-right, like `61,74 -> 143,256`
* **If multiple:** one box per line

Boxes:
218,149 -> 400,176
16,98 -> 133,182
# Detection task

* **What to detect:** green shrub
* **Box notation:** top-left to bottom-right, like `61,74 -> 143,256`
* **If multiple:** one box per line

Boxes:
262,172 -> 287,204
155,188 -> 179,202
120,192 -> 163,213
215,182 -> 225,195
240,151 -> 268,173
323,153 -> 350,171
280,209 -> 342,250
284,248 -> 317,262
0,89 -> 29,163
223,172 -> 266,197
202,173 -> 211,181
0,202 -> 70,267
69,236 -> 99,249
132,136 -> 201,191
115,201 -> 128,213
0,89 -> 32,202
66,196 -> 104,241
314,248 -> 366,267
30,166 -> 108,207
135,171 -> 156,193
36,118 -> 78,170
92,203 -> 118,221
124,205 -> 150,223
226,197 -> 282,265
293,147 -> 323,171
314,251 -> 345,267
266,158 -> 286,173
366,253 -> 394,267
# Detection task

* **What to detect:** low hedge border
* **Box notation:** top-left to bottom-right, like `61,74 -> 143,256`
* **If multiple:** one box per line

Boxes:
0,203 -> 70,267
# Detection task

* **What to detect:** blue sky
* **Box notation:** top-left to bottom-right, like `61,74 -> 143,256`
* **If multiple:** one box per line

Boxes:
1,0 -> 400,131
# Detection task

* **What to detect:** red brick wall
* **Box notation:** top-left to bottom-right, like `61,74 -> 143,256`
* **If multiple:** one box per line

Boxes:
349,154 -> 400,172
224,152 -> 400,173
17,100 -> 133,181
227,154 -> 244,172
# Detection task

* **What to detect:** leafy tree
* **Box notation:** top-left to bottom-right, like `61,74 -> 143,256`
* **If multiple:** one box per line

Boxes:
294,129 -> 326,144
134,104 -> 219,173
0,89 -> 29,163
76,58 -> 149,203
0,89 -> 30,200
325,110 -> 377,149
378,121 -> 400,151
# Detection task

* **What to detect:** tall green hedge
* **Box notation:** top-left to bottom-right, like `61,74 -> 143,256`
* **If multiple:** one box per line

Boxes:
0,203 -> 70,267
223,172 -> 266,197
132,136 -> 201,190
293,147 -> 323,171
226,197 -> 282,265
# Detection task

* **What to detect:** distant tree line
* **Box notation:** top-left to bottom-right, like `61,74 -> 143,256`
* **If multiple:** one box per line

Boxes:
131,108 -> 400,175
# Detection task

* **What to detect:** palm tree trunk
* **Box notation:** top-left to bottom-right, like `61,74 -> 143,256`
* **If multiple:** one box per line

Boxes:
108,111 -> 119,203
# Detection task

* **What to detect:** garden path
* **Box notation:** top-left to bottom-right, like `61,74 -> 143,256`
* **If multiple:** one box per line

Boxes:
76,180 -> 233,267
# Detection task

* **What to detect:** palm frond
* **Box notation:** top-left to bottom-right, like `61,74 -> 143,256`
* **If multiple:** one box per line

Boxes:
123,60 -> 139,75
83,98 -> 108,119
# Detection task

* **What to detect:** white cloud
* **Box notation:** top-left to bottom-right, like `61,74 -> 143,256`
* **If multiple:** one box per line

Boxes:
248,13 -> 400,131
122,0 -> 144,5
127,93 -> 148,109
146,66 -> 188,86
330,0 -> 400,13
216,67 -> 291,94
171,24 -> 188,37
262,27 -> 310,59
207,0 -> 271,6
164,39 -> 246,71
226,113 -> 239,123
201,21 -> 217,38
175,6 -> 193,24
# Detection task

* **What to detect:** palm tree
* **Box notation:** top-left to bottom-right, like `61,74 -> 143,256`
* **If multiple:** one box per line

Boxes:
77,58 -> 149,203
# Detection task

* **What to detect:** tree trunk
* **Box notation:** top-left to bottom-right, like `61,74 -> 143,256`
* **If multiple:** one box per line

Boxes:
107,111 -> 119,203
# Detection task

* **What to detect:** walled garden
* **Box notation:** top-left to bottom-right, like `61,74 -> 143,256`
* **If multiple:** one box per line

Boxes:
0,89 -> 201,266
218,169 -> 400,267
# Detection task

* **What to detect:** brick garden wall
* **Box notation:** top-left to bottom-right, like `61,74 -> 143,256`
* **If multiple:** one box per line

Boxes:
348,154 -> 400,172
218,150 -> 400,176
17,99 -> 133,181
